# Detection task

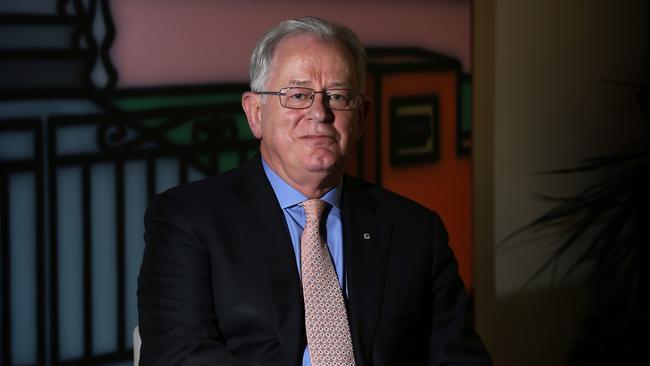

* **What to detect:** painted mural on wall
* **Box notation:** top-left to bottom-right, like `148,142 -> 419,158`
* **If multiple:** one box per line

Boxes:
0,1 -> 472,365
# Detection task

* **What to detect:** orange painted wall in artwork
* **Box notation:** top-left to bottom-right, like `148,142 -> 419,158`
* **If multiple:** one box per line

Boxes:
111,0 -> 475,291
349,70 -> 473,291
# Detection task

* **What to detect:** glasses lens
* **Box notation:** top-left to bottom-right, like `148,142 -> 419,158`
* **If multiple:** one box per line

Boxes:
279,87 -> 359,110
326,90 -> 356,110
281,88 -> 314,109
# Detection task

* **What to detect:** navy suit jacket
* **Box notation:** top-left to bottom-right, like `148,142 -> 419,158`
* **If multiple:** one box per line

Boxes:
138,156 -> 492,365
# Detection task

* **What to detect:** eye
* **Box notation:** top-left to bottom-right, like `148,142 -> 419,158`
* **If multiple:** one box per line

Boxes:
290,92 -> 306,100
327,92 -> 351,104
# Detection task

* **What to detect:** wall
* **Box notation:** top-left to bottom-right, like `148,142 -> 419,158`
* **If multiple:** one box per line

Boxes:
474,0 -> 648,365
108,2 -> 476,287
0,2 -> 476,365
110,0 -> 471,87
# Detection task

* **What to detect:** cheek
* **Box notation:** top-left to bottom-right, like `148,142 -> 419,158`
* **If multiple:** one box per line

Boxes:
338,120 -> 360,145
264,115 -> 299,145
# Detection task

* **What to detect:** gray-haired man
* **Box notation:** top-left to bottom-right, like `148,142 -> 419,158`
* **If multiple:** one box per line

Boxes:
138,16 -> 492,366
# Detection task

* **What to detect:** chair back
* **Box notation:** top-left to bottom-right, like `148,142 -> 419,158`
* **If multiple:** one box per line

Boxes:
133,326 -> 141,366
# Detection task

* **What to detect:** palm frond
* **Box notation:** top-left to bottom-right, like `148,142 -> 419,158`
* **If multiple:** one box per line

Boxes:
502,137 -> 648,295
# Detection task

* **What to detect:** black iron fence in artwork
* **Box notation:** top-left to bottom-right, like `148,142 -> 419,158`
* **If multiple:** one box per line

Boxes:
0,118 -> 46,365
0,84 -> 257,366
0,0 -> 117,98
1,3 -> 473,365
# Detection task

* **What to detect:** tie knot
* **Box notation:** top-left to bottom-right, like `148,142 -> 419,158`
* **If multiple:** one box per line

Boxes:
302,199 -> 327,226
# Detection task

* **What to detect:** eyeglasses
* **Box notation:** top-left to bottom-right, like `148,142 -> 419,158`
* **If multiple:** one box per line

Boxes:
256,87 -> 362,111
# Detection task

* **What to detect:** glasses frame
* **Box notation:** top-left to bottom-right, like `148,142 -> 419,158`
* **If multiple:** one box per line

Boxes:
255,87 -> 362,111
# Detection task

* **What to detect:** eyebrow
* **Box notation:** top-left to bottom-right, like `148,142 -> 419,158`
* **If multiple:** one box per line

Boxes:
329,81 -> 352,89
287,80 -> 353,89
287,80 -> 309,86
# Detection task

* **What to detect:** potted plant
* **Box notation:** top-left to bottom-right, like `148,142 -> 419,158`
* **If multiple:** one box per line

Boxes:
501,83 -> 649,365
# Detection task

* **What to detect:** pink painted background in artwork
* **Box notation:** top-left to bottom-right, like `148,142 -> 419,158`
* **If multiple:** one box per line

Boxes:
108,0 -> 475,289
110,0 -> 471,87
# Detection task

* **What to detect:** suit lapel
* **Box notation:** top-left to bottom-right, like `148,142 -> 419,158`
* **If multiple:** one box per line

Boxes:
342,177 -> 392,366
227,160 -> 392,366
229,157 -> 305,365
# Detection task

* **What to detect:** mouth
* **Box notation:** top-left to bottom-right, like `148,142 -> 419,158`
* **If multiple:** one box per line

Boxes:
302,134 -> 336,143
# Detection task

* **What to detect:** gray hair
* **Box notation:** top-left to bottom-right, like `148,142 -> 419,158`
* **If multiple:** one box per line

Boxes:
249,16 -> 367,92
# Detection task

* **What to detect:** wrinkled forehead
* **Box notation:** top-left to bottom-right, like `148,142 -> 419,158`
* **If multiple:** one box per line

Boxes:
268,34 -> 359,89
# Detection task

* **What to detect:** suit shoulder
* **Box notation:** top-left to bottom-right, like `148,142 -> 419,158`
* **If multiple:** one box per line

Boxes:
153,168 -> 239,209
345,175 -> 441,223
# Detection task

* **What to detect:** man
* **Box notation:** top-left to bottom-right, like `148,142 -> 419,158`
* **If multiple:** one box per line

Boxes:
138,16 -> 492,366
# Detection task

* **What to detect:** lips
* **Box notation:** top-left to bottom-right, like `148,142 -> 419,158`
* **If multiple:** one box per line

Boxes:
302,135 -> 336,142
303,134 -> 335,139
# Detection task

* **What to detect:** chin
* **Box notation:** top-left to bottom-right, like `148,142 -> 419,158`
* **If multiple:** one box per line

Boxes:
299,146 -> 345,171
303,157 -> 341,175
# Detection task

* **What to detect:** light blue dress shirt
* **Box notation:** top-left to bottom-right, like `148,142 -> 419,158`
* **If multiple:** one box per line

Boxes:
262,160 -> 346,366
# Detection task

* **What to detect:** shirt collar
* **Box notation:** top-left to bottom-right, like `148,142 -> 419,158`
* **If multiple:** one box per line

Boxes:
262,158 -> 342,210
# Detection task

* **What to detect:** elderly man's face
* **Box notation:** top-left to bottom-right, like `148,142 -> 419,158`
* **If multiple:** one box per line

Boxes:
243,34 -> 365,192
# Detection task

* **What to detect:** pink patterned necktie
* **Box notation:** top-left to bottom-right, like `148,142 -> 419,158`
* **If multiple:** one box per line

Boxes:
301,199 -> 355,366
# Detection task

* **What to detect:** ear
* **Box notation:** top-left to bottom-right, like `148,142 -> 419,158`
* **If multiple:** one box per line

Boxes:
354,97 -> 371,140
242,91 -> 263,139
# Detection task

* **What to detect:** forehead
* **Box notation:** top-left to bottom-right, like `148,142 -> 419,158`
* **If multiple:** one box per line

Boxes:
268,34 -> 357,88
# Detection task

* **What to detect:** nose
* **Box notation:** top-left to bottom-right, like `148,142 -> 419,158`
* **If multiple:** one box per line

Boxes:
306,92 -> 334,123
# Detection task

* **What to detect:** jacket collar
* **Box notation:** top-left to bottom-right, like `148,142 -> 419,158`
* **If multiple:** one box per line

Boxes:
342,176 -> 392,366
229,155 -> 306,365
230,156 -> 392,366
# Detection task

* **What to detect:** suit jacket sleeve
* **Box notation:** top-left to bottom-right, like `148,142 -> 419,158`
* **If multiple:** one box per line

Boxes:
138,192 -> 250,366
428,213 -> 492,365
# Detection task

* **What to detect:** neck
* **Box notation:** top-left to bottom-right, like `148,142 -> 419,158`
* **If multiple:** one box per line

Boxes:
262,156 -> 340,199
279,170 -> 339,199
